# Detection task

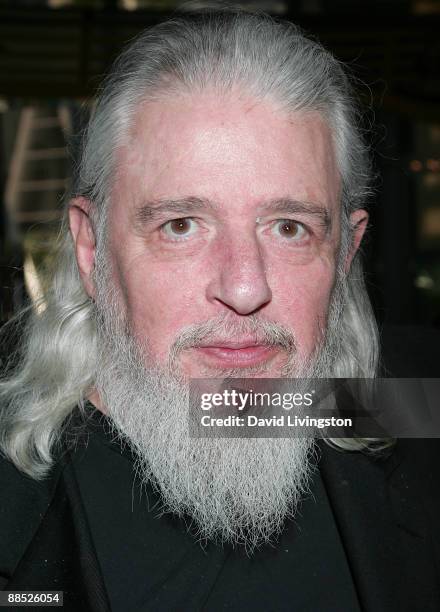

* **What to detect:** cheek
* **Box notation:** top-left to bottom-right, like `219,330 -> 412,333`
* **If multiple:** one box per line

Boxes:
112,254 -> 206,359
270,261 -> 336,351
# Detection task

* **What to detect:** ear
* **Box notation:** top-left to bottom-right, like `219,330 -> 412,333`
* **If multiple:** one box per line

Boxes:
69,197 -> 96,299
344,209 -> 369,273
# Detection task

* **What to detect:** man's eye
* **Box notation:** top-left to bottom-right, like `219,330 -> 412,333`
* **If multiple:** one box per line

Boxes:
272,219 -> 306,240
161,218 -> 197,240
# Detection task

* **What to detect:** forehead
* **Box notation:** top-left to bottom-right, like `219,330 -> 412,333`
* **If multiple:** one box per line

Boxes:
112,90 -> 340,215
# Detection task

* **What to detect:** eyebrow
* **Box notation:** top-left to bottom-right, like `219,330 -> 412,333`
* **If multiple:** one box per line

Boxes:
133,196 -> 217,228
133,196 -> 331,231
261,198 -> 332,232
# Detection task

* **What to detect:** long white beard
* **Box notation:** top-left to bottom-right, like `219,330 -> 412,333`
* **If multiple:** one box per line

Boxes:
93,272 -> 344,550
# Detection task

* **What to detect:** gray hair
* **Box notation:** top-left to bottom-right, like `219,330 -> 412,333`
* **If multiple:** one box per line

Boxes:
0,7 -> 389,479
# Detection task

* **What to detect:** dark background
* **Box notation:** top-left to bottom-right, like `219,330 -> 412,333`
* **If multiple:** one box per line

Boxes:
0,0 -> 439,327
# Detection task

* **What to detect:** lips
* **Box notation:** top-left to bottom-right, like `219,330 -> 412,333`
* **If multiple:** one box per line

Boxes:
195,341 -> 278,367
199,340 -> 265,350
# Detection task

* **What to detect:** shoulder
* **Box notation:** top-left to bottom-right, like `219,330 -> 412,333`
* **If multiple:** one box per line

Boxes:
0,451 -> 63,586
392,438 -> 440,499
390,438 -> 440,554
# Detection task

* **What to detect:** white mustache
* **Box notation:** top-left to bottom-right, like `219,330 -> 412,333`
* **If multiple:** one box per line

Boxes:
169,313 -> 297,355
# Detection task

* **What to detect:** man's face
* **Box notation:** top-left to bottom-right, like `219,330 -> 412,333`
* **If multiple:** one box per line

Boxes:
106,91 -> 342,377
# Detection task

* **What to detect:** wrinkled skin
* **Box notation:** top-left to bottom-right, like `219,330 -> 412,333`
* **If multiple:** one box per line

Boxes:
70,90 -> 367,380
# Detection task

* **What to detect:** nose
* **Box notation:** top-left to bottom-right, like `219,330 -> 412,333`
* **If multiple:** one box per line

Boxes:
206,233 -> 272,315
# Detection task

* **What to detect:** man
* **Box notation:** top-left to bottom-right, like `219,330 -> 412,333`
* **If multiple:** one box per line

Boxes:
0,7 -> 439,612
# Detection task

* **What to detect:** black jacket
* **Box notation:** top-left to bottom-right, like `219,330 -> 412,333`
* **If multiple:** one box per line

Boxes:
1,437 -> 440,612
1,326 -> 440,611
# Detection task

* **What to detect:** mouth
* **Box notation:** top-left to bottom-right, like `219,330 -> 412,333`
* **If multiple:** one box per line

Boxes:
194,340 -> 279,368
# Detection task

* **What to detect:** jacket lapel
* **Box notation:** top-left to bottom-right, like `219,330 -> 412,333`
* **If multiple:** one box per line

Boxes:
7,452 -> 111,612
319,439 -> 440,612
